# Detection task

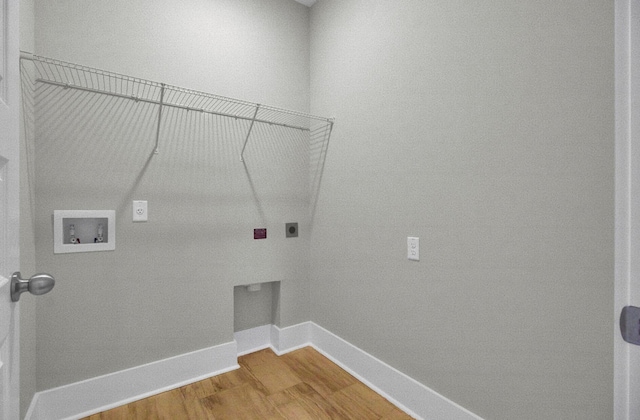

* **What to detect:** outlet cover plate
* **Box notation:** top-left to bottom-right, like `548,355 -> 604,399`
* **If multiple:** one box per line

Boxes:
286,223 -> 298,238
133,200 -> 148,222
408,236 -> 419,261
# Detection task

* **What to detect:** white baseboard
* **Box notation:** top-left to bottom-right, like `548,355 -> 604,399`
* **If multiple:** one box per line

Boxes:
25,341 -> 239,420
28,323 -> 482,420
309,323 -> 483,420
233,323 -> 311,356
270,322 -> 311,354
235,322 -> 482,420
235,324 -> 272,356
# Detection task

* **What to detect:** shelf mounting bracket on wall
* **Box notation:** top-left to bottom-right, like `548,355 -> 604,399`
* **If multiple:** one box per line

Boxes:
240,104 -> 260,162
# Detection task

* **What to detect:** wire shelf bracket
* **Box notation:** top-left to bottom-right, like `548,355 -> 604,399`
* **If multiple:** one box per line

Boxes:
154,83 -> 165,154
240,104 -> 260,162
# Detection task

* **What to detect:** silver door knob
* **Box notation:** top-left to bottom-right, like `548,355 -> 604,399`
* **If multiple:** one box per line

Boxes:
621,305 -> 640,345
11,272 -> 55,302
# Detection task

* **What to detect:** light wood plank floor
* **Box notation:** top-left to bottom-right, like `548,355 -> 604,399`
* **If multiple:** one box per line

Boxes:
83,346 -> 414,419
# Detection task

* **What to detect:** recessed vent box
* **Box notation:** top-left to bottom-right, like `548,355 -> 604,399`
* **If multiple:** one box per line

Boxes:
53,210 -> 115,254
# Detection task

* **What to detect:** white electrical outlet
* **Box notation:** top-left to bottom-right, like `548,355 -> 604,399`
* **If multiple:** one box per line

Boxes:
133,200 -> 148,222
408,237 -> 419,261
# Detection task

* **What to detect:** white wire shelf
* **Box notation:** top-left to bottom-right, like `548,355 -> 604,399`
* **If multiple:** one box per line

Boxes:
20,52 -> 333,220
19,52 -> 334,159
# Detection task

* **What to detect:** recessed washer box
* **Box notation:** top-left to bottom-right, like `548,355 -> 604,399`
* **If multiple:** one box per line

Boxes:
53,210 -> 115,254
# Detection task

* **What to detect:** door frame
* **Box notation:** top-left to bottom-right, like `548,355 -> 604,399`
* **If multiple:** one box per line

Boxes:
615,0 -> 640,419
0,0 -> 21,418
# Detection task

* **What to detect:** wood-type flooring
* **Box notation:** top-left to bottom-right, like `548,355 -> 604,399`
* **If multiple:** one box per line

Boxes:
83,346 -> 414,419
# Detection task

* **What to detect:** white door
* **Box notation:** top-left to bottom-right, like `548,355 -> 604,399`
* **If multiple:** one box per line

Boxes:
617,0 -> 640,419
0,0 -> 21,418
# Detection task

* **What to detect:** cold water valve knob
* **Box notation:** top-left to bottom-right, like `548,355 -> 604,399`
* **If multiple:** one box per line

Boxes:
96,223 -> 104,243
69,224 -> 77,244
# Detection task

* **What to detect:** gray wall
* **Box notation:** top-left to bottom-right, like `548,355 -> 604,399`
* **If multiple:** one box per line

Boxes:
25,0 -> 616,418
309,1 -> 614,419
32,0 -> 311,390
